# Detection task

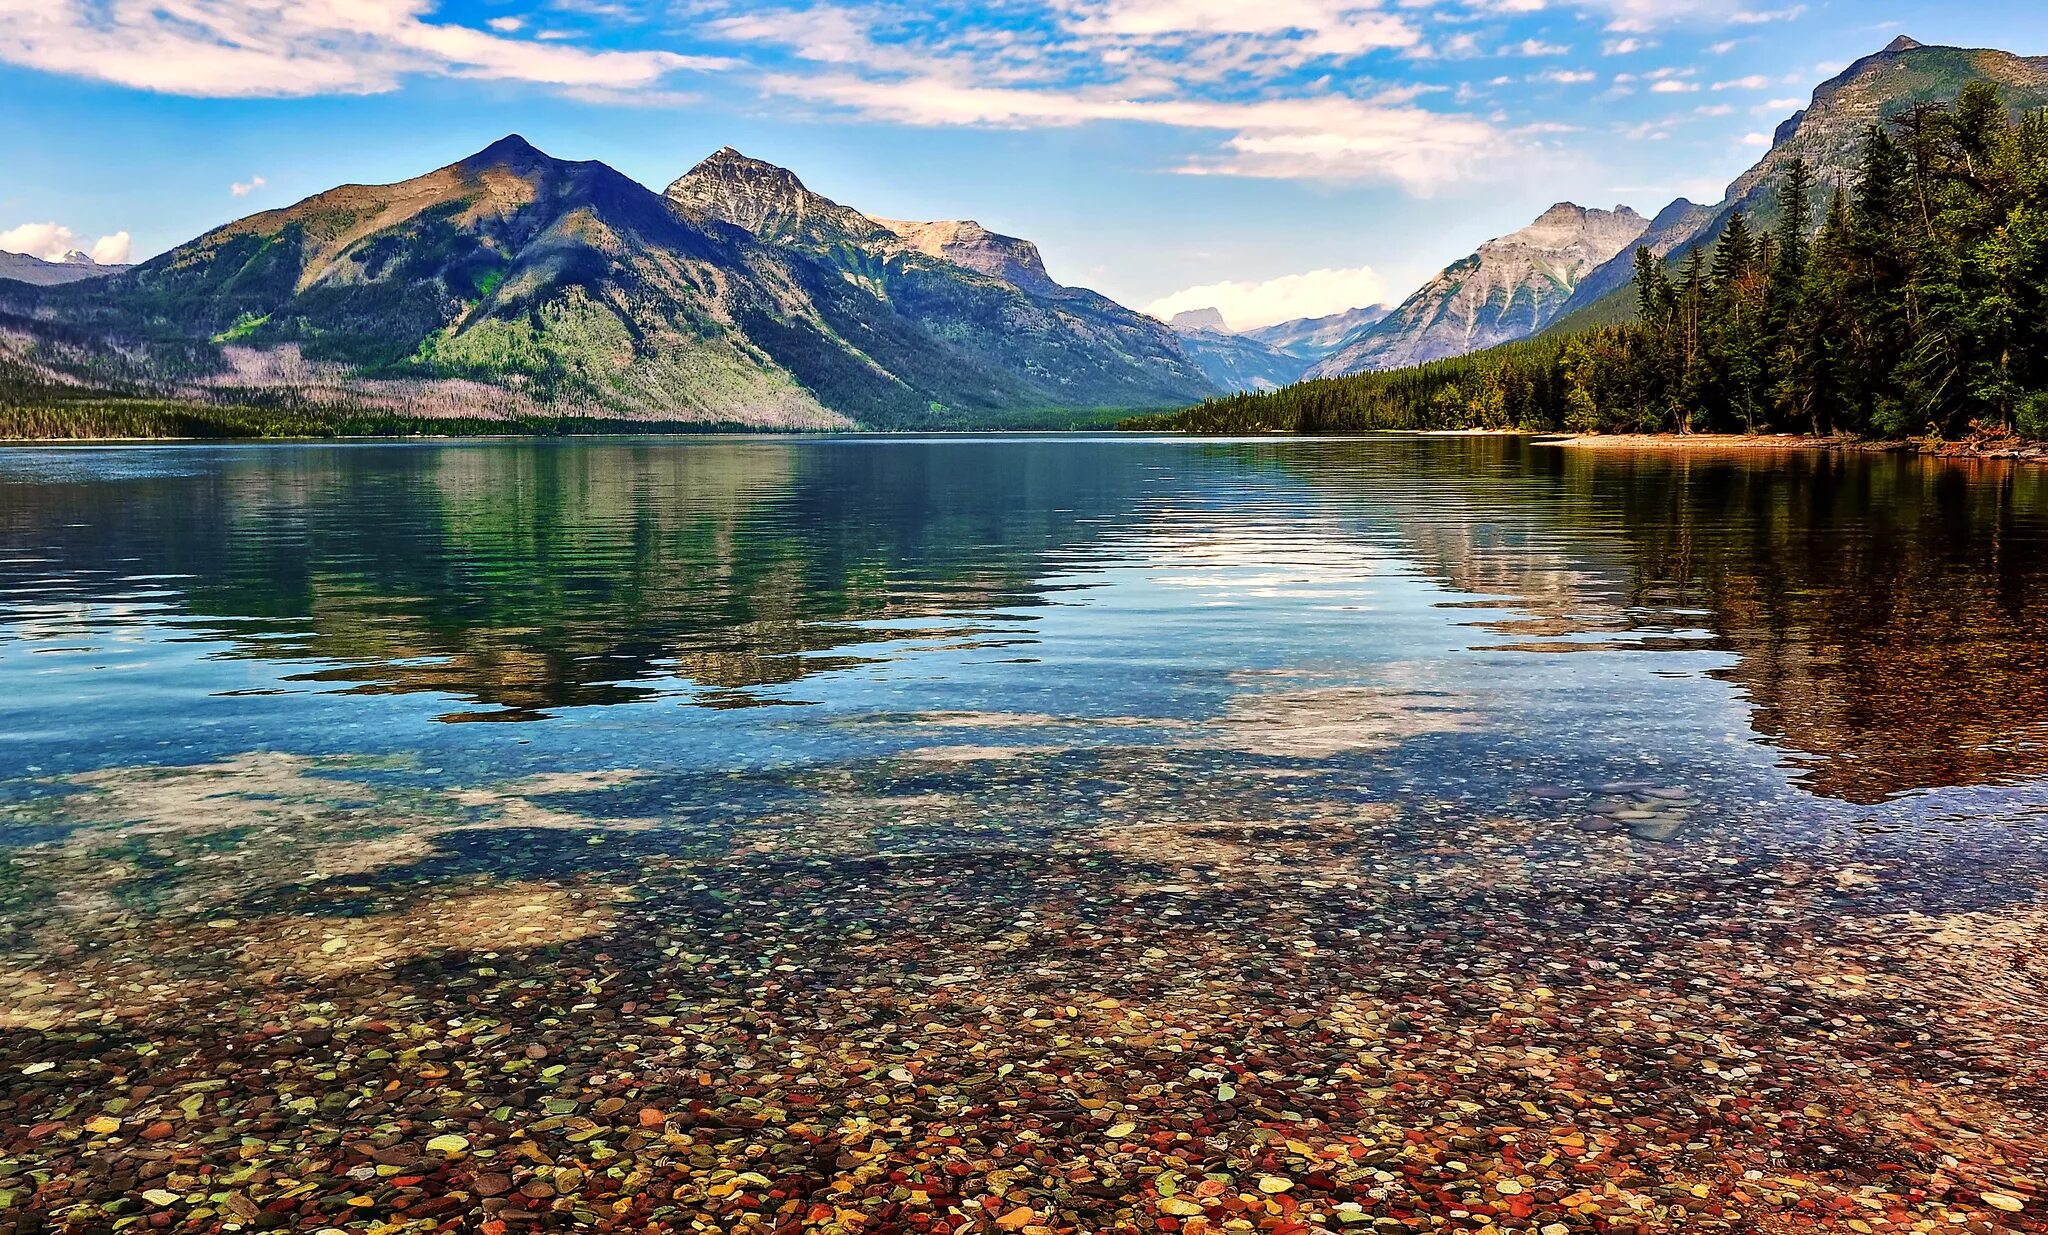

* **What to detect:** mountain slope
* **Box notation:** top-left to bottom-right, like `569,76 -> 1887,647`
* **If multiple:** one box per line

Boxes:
665,148 -> 1214,412
0,250 -> 132,287
1309,204 -> 1647,377
1554,37 -> 2048,328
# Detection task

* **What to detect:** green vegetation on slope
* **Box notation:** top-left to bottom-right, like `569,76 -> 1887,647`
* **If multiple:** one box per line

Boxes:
1135,84 -> 2048,442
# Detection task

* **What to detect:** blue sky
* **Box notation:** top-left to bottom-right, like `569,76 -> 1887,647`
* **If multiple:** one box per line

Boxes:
4,1 -> 2046,328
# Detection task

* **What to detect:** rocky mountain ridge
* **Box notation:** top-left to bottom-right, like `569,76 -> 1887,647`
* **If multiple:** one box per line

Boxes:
1310,204 -> 1647,377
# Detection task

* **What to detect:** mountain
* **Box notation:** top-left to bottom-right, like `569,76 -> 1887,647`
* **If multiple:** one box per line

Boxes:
1548,198 -> 1715,328
1723,36 -> 2048,231
5,138 -> 1212,429
1308,204 -> 1647,377
879,218 -> 1061,296
1554,37 -> 2048,328
0,249 -> 132,287
1243,306 -> 1393,361
1170,307 -> 1230,333
665,148 -> 1213,414
1157,304 -> 1414,392
1164,312 -> 1312,393
43,134 -> 938,427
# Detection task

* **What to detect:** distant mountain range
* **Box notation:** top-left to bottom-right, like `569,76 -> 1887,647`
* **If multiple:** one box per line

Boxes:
0,250 -> 130,287
1162,303 -> 1394,392
1244,306 -> 1393,358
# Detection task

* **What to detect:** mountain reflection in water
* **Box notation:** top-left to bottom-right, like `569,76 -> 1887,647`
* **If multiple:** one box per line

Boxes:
5,436 -> 2043,802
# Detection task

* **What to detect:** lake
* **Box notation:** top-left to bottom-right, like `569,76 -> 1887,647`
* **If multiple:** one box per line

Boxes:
2,435 -> 2044,1231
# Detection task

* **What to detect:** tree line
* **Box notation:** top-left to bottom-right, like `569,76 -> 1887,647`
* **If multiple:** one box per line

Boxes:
1131,83 -> 2048,441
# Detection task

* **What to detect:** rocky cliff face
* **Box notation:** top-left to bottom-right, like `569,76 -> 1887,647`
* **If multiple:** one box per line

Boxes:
1551,198 -> 1715,325
663,146 -> 895,253
1310,204 -> 1647,377
876,218 -> 1061,296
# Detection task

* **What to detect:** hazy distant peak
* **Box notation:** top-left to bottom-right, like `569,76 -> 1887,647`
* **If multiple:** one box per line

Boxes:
1170,307 -> 1230,334
1648,197 -> 1702,226
0,248 -> 132,285
1884,35 -> 1925,53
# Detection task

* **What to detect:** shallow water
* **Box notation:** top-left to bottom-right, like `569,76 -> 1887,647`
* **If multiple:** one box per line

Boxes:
2,435 -> 2045,1231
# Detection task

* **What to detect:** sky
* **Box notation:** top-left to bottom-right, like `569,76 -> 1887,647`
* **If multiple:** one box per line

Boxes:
3,2 -> 2046,330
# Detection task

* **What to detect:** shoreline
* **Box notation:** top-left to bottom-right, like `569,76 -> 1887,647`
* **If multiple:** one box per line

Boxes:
1535,431 -> 2048,462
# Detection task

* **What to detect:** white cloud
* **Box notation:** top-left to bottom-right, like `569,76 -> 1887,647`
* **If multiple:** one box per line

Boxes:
1740,131 -> 1772,146
0,0 -> 731,97
1144,265 -> 1390,331
1712,74 -> 1770,89
230,175 -> 267,197
92,232 -> 132,264
0,221 -> 132,264
1056,0 -> 1424,58
1730,7 -> 1806,25
1650,78 -> 1698,93
1561,0 -> 1805,32
768,74 -> 1517,191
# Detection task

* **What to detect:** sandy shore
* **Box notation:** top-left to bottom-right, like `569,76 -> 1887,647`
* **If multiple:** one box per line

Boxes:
1537,432 -> 2048,461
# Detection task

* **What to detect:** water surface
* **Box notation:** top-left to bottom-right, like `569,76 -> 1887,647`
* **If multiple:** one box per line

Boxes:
2,435 -> 2043,1231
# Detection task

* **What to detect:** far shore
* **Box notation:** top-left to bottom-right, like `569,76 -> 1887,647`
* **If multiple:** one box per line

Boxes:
1535,431 -> 2048,462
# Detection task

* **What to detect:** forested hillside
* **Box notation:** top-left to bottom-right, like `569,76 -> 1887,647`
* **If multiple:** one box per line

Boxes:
1133,83 -> 2048,443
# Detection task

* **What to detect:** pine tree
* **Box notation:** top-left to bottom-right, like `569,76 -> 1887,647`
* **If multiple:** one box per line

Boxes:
1849,127 -> 1917,434
1766,160 -> 1816,427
